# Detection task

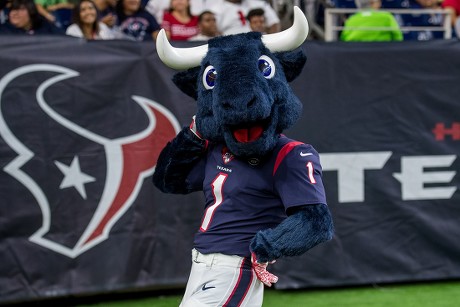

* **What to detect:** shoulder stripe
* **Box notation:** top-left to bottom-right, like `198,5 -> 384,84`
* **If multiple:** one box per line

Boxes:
273,141 -> 303,176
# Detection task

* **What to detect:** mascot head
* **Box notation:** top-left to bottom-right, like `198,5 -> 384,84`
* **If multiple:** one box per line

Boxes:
156,7 -> 308,158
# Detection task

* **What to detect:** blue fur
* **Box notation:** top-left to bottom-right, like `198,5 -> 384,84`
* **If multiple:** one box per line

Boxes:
152,127 -> 206,194
250,204 -> 334,262
173,67 -> 200,100
156,32 -> 333,264
173,32 -> 306,158
275,49 -> 307,82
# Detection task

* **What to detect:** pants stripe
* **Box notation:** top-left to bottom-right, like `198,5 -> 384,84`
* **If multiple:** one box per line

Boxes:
223,258 -> 254,307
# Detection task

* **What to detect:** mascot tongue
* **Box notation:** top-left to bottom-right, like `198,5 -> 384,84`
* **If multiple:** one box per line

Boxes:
233,126 -> 264,143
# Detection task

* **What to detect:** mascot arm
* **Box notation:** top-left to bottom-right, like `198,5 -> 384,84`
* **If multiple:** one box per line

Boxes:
250,203 -> 334,263
152,126 -> 207,194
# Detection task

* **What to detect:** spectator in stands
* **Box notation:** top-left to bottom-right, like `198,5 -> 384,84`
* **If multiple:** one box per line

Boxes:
66,0 -> 115,39
115,0 -> 161,41
441,0 -> 460,32
1,0 -> 8,24
0,0 -> 64,34
93,0 -> 117,28
35,0 -> 74,25
188,9 -> 220,40
210,0 -> 280,35
145,0 -> 211,24
401,0 -> 444,40
340,0 -> 403,41
247,7 -> 265,32
456,14 -> 460,36
161,0 -> 199,40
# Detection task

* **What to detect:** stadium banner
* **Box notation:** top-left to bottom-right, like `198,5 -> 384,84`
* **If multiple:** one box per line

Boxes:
0,36 -> 459,303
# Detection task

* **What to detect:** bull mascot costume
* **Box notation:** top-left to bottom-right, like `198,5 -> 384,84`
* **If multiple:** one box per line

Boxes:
153,7 -> 334,307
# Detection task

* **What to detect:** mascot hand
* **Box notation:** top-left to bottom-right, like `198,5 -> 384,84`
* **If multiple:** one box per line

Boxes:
251,252 -> 278,287
189,115 -> 203,140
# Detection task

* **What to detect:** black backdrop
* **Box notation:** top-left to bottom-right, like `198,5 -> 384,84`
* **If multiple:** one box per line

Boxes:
0,36 -> 459,303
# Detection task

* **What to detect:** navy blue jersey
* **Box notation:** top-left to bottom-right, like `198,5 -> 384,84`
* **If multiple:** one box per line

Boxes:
187,135 -> 327,257
117,10 -> 160,41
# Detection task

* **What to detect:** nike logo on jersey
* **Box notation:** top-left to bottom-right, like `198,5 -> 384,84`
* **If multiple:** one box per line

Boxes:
202,283 -> 216,291
300,152 -> 313,157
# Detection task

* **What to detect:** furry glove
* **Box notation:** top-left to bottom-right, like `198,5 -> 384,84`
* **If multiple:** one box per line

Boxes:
152,118 -> 207,194
250,204 -> 334,263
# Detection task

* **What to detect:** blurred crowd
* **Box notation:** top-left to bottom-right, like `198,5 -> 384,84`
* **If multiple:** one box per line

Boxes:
0,0 -> 282,40
331,0 -> 460,41
0,0 -> 458,41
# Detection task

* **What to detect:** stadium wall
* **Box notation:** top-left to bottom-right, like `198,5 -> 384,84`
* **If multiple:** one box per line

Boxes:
0,36 -> 459,304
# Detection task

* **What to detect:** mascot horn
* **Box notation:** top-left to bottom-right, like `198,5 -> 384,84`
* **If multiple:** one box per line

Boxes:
153,6 -> 334,307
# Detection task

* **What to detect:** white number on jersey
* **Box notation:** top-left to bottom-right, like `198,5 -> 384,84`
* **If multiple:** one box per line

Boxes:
200,173 -> 228,232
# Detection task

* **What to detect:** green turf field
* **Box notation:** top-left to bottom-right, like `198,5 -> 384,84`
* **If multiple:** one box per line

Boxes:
79,280 -> 460,307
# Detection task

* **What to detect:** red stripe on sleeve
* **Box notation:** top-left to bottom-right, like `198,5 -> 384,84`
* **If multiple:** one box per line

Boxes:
273,141 -> 303,176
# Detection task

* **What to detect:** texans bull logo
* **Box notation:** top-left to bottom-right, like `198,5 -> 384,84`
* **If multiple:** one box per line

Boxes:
0,64 -> 180,258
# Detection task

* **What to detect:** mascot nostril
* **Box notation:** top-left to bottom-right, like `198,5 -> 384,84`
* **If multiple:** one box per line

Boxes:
221,97 -> 257,114
152,6 -> 334,307
247,97 -> 256,108
221,101 -> 232,110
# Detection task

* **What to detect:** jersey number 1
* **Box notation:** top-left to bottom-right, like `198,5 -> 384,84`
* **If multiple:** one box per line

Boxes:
306,161 -> 316,184
200,173 -> 228,232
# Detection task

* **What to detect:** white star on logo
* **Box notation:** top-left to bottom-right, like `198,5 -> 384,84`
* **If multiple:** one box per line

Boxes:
54,156 -> 95,199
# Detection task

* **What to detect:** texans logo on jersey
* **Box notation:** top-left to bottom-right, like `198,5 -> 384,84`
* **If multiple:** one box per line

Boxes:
222,147 -> 234,164
0,64 -> 180,258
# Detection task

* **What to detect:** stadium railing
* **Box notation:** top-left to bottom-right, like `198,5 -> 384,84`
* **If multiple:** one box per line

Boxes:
324,8 -> 452,41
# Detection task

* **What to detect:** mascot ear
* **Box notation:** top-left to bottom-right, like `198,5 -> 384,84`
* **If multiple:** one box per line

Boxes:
276,49 -> 307,82
172,67 -> 201,100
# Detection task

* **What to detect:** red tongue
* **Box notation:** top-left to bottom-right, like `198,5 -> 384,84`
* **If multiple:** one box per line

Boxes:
233,126 -> 264,143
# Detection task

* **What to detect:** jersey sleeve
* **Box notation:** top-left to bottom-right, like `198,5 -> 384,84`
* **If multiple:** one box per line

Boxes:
148,12 -> 161,31
273,143 -> 327,211
389,15 -> 403,41
65,24 -> 81,37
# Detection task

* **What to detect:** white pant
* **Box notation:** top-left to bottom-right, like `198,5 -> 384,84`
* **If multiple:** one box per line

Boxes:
179,249 -> 264,307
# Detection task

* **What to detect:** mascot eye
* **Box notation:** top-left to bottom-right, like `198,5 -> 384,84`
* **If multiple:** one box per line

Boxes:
258,55 -> 275,79
202,65 -> 217,90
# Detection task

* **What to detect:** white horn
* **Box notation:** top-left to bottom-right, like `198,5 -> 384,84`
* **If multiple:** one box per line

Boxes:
156,29 -> 209,70
261,6 -> 309,53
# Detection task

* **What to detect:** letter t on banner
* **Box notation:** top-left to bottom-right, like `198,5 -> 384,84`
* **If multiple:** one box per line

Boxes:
321,152 -> 392,203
